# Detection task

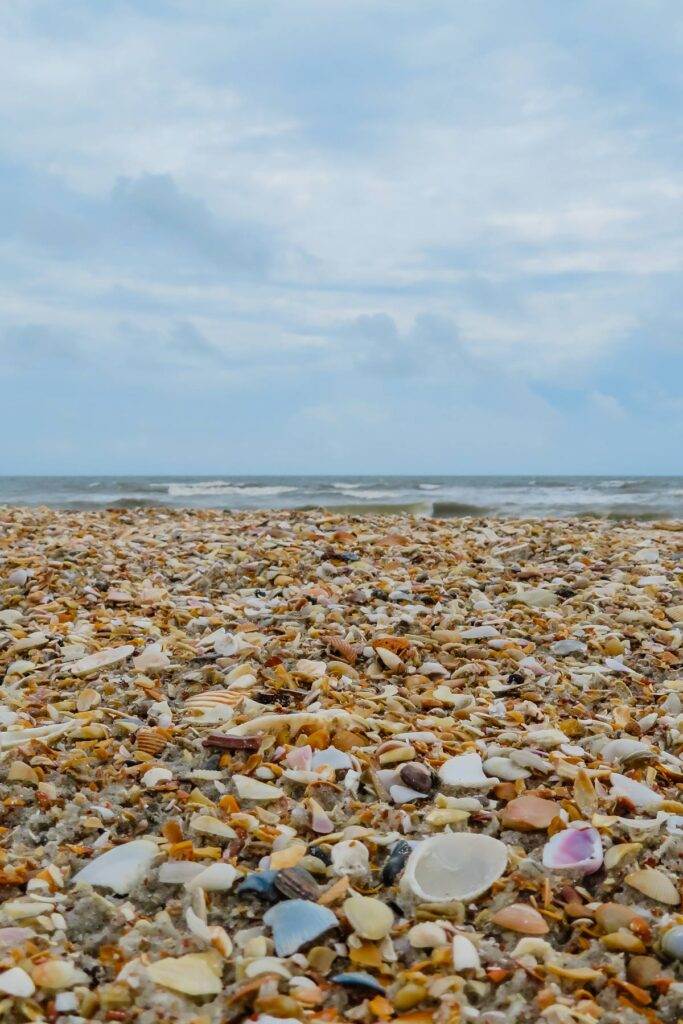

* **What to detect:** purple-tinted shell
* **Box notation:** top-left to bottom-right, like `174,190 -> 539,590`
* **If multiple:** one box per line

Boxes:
542,825 -> 603,875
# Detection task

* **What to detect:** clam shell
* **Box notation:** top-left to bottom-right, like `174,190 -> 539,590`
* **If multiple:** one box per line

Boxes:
601,739 -> 653,765
233,774 -> 282,802
264,898 -> 338,956
72,839 -> 158,895
625,868 -> 680,905
542,825 -> 603,875
491,903 -> 549,935
136,727 -> 169,755
403,833 -> 507,904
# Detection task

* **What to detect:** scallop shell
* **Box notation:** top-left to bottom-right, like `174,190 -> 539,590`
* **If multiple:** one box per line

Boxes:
264,898 -> 338,956
185,690 -> 244,709
542,825 -> 603,875
136,727 -> 170,756
403,833 -> 507,904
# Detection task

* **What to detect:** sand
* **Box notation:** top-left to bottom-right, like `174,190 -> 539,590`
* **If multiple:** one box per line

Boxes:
0,507 -> 681,1023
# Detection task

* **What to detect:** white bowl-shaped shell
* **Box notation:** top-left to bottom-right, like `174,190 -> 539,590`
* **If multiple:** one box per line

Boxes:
403,833 -> 507,904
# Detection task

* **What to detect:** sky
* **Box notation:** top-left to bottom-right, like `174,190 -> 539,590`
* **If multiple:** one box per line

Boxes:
0,0 -> 682,475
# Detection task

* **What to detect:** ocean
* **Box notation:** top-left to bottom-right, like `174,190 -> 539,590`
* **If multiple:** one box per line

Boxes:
0,476 -> 681,519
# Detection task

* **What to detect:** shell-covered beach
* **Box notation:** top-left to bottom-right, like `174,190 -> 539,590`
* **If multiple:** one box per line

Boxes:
0,507 -> 681,1023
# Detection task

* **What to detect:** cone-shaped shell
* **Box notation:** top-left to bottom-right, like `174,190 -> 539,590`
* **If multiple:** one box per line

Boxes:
403,833 -> 507,904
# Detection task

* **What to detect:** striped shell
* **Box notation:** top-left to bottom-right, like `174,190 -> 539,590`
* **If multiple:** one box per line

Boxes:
136,728 -> 170,756
185,690 -> 244,709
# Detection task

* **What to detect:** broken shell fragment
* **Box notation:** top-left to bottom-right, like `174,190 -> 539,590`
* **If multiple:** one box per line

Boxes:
70,645 -> 135,676
233,774 -> 283,802
439,752 -> 495,789
0,966 -> 35,997
343,893 -> 394,940
71,839 -> 158,895
330,839 -> 370,877
147,952 -> 222,996
501,794 -> 560,831
452,933 -> 481,971
542,825 -> 603,875
610,773 -> 663,811
491,904 -> 549,935
403,833 -> 507,904
264,899 -> 338,956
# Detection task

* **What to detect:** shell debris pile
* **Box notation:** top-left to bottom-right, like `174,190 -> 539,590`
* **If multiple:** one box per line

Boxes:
0,505 -> 681,1023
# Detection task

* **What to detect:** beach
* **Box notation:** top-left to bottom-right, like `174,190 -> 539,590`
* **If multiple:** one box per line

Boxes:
0,506 -> 681,1023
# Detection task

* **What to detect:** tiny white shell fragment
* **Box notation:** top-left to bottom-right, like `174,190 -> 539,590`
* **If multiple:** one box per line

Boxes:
186,862 -> 239,892
141,767 -> 173,788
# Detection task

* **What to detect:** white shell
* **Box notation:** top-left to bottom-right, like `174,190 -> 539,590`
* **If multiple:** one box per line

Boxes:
330,839 -> 370,877
233,774 -> 282,802
132,642 -> 172,673
70,645 -> 135,676
439,753 -> 495,789
0,966 -> 35,997
483,757 -> 530,781
452,933 -> 481,971
610,772 -> 663,810
141,767 -> 173,788
72,839 -> 158,894
186,862 -> 239,892
403,833 -> 507,904
600,739 -> 652,764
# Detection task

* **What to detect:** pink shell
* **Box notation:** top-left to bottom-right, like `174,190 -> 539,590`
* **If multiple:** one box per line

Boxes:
285,744 -> 312,771
542,825 -> 603,875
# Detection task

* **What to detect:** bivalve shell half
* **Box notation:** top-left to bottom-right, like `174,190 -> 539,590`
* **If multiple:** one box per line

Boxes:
491,904 -> 549,935
542,825 -> 603,875
625,868 -> 680,905
147,952 -> 222,996
403,833 -> 507,904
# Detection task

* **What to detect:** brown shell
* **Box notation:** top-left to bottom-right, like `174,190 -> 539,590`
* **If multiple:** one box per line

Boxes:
136,727 -> 170,755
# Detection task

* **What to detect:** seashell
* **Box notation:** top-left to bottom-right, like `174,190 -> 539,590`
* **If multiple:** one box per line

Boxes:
343,893 -> 393,940
76,686 -> 101,712
508,587 -> 558,608
308,797 -> 334,834
186,690 -> 243,708
72,839 -> 158,894
233,774 -> 282,802
439,752 -> 495,789
244,956 -> 292,980
542,825 -> 603,875
330,972 -> 386,995
603,842 -> 641,870
31,960 -> 88,990
376,646 -> 403,670
311,746 -> 353,771
452,933 -> 480,971
403,833 -> 507,904
132,641 -> 172,673
185,906 -> 233,957
274,867 -> 320,901
382,840 -> 412,885
286,745 -> 312,770
627,955 -> 663,988
187,862 -> 239,892
408,922 -> 449,948
491,904 -> 549,935
264,899 -> 338,956
573,769 -> 598,817
147,952 -> 222,995
483,757 -> 529,781
601,739 -> 653,766
512,937 -> 555,962
0,721 -> 74,751
594,902 -> 639,934
294,659 -> 327,681
610,773 -> 663,810
525,728 -> 566,749
0,966 -> 35,997
141,766 -> 173,788
189,814 -> 237,840
501,794 -> 560,831
70,645 -> 135,676
550,639 -> 586,656
158,861 -> 205,885
399,762 -> 434,793
330,839 -> 369,877
8,567 -> 29,587
509,748 -> 551,773
625,868 -> 680,905
0,927 -> 34,949
661,925 -> 683,960
237,870 -> 279,899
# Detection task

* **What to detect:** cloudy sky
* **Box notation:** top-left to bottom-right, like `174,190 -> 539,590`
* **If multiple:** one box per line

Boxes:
1,1 -> 681,474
